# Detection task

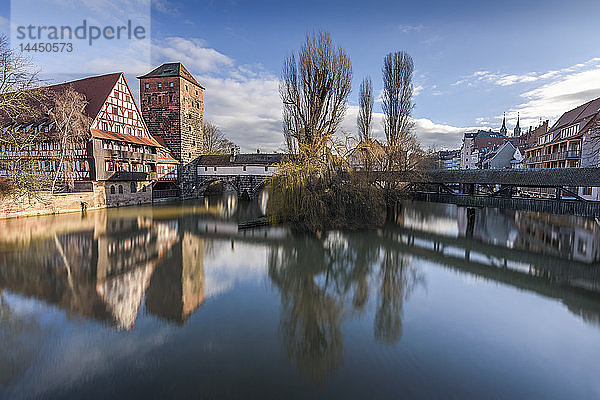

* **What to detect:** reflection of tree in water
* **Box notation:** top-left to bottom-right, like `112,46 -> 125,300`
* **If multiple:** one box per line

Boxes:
268,232 -> 422,384
268,238 -> 344,385
374,250 -> 422,344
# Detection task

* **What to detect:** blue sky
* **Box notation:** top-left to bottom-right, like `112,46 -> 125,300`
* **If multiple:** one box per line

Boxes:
2,0 -> 600,151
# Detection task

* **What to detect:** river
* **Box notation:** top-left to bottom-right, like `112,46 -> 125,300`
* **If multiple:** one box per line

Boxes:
1,196 -> 599,399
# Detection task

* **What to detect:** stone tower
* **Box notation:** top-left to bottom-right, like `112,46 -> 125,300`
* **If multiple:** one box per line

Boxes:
138,62 -> 204,165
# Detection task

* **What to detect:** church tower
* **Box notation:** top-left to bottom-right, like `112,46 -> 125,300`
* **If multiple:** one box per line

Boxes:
500,112 -> 508,136
513,113 -> 522,137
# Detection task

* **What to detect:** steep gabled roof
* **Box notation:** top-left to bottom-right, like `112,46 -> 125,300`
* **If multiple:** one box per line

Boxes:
0,72 -> 122,126
137,62 -> 205,89
549,96 -> 600,133
46,73 -> 122,119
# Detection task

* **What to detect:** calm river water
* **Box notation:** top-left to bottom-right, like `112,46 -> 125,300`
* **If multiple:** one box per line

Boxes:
1,196 -> 600,399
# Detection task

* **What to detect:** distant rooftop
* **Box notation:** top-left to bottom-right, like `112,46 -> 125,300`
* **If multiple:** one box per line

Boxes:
138,62 -> 205,89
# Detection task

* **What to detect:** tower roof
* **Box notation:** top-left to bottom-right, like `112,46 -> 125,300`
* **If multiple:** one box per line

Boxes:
137,62 -> 205,89
500,112 -> 507,135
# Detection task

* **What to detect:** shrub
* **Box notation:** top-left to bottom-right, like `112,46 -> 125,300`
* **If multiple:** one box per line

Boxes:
267,162 -> 385,232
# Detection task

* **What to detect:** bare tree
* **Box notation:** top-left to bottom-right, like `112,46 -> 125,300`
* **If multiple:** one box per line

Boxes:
0,34 -> 47,196
0,34 -> 43,120
202,121 -> 238,154
280,31 -> 352,162
357,76 -> 373,142
49,86 -> 92,193
382,51 -> 416,172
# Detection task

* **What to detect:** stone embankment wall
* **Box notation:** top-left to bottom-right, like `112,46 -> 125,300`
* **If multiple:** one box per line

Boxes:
0,181 -> 153,219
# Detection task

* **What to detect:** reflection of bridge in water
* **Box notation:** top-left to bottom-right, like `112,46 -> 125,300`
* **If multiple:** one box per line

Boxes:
2,198 -> 600,331
189,213 -> 600,326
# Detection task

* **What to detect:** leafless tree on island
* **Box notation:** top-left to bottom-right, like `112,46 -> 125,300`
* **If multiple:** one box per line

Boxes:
381,51 -> 420,172
280,31 -> 352,164
356,76 -> 376,171
357,76 -> 373,143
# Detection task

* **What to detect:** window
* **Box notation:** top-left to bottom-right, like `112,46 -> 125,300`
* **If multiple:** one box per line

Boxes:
170,82 -> 174,87
105,161 -> 114,171
130,182 -> 137,193
145,83 -> 149,89
158,83 -> 162,88
185,84 -> 188,91
127,127 -> 132,135
142,185 -> 146,192
169,95 -> 173,102
265,166 -> 269,172
118,185 -> 123,194
115,125 -> 121,133
114,92 -> 119,99
110,185 -> 115,194
112,106 -> 118,115
583,187 -> 592,196
243,166 -> 246,171
128,111 -> 133,119
102,122 -> 109,131
214,166 -> 217,171
195,90 -> 198,95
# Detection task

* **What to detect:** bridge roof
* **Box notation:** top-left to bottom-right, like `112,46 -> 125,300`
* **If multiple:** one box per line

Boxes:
371,168 -> 600,187
197,153 -> 284,166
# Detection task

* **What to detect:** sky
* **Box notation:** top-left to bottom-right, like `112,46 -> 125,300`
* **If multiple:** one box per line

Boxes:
2,0 -> 600,152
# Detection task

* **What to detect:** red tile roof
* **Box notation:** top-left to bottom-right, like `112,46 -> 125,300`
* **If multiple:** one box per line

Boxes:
46,73 -> 122,119
550,96 -> 600,133
91,129 -> 162,148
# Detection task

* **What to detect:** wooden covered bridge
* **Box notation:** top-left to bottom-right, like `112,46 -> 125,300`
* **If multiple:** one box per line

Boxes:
363,168 -> 600,216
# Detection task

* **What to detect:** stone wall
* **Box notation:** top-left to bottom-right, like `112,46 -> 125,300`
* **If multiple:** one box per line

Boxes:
99,180 -> 153,207
0,191 -> 96,219
0,180 -> 153,219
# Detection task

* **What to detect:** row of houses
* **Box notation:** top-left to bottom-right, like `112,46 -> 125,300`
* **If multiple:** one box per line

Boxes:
438,96 -> 600,200
0,62 -> 281,208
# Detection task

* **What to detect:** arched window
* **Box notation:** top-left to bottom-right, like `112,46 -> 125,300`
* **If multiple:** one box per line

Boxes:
110,185 -> 115,194
130,182 -> 136,193
142,185 -> 146,192
118,185 -> 123,194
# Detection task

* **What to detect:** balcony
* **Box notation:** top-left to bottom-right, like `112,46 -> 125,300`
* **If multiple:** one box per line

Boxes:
95,148 -> 158,163
97,171 -> 157,181
525,150 -> 580,165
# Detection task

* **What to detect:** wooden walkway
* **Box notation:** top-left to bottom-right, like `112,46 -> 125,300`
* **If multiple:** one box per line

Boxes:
411,192 -> 600,217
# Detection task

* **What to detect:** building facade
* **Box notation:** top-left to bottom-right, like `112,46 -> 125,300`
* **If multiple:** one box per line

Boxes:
523,96 -> 600,200
0,73 -> 164,207
138,62 -> 204,164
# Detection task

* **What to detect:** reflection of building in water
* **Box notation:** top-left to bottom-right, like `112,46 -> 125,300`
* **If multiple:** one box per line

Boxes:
514,212 -> 600,263
456,207 -> 600,263
0,213 -> 180,330
145,232 -> 205,324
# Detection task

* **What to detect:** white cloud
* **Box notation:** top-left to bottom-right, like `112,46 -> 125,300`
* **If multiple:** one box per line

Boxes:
341,105 -> 476,150
398,24 -> 425,33
454,57 -> 600,88
511,68 -> 600,128
153,37 -> 234,74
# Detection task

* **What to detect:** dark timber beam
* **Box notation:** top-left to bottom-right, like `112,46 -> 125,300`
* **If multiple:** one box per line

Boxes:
360,168 -> 600,187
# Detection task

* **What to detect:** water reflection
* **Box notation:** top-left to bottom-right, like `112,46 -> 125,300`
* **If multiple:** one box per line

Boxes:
268,233 -> 423,384
1,197 -> 600,393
